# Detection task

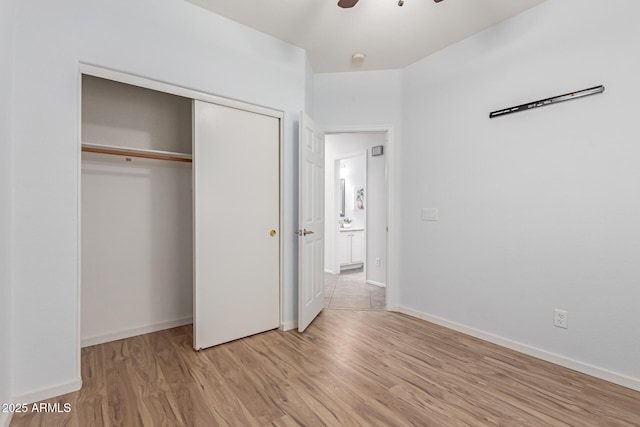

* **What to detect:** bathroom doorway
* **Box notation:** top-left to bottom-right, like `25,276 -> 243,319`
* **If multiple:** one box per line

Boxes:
323,132 -> 387,310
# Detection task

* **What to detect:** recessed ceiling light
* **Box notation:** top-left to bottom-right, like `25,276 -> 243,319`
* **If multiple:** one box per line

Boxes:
351,53 -> 366,63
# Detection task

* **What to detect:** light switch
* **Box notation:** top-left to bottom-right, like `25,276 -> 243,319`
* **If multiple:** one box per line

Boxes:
422,208 -> 438,221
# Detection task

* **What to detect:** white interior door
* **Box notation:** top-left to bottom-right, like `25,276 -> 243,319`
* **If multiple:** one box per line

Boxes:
298,112 -> 325,332
193,100 -> 280,350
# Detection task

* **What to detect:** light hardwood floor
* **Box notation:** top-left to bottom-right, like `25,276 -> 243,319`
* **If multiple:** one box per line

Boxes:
11,310 -> 640,426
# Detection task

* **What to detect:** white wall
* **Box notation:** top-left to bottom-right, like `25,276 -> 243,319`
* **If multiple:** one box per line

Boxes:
401,0 -> 640,384
325,133 -> 387,285
81,77 -> 193,346
10,0 -> 306,401
305,54 -> 314,118
314,70 -> 402,305
0,0 -> 13,423
365,141 -> 386,286
314,70 -> 403,128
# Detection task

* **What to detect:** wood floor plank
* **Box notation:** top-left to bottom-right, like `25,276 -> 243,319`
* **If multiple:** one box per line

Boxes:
268,377 -> 346,426
125,334 -> 182,426
149,328 -> 226,427
286,371 -> 371,426
103,340 -> 144,426
11,310 -> 640,426
167,327 -> 260,426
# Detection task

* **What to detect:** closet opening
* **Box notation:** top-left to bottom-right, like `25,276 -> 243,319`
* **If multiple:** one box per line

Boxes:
80,74 -> 194,347
78,66 -> 284,356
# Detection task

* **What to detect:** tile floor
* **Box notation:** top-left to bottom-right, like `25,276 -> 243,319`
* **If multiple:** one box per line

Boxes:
324,268 -> 386,310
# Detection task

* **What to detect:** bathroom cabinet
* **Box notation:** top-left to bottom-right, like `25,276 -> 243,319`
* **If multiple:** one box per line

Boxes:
339,229 -> 364,270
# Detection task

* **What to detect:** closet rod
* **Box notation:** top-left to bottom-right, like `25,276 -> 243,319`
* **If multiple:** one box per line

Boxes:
81,143 -> 192,163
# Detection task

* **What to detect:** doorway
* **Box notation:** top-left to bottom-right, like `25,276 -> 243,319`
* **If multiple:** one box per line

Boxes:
323,132 -> 388,310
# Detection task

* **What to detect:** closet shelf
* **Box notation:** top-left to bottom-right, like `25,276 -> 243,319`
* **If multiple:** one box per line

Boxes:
81,142 -> 192,163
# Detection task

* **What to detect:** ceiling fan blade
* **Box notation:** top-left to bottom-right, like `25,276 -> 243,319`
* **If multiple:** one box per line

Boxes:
337,0 -> 359,8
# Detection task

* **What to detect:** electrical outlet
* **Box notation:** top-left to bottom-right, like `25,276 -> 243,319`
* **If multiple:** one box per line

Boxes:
554,309 -> 568,329
375,258 -> 381,267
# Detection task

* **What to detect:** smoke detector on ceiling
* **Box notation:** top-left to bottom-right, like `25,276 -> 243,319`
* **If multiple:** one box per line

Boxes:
351,53 -> 366,63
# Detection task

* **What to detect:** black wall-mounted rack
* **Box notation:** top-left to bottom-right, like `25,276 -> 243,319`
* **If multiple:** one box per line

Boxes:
489,85 -> 605,119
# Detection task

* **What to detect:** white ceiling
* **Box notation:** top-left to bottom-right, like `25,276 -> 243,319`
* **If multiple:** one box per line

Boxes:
186,0 -> 546,73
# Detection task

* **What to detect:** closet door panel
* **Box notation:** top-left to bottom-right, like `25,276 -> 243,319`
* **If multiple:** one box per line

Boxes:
193,100 -> 280,350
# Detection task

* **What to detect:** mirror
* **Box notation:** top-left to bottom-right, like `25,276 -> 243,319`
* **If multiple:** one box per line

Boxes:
340,178 -> 345,218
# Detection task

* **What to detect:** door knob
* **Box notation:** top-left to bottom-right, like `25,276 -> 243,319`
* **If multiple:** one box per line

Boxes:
270,230 -> 277,237
296,229 -> 315,236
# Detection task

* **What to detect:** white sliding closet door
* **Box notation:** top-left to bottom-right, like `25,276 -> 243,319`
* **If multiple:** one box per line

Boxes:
193,100 -> 280,350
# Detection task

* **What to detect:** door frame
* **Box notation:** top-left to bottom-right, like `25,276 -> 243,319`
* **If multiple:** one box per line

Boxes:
77,64 -> 285,362
324,125 -> 396,311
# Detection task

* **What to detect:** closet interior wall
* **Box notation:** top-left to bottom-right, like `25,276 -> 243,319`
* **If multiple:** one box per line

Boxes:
81,75 -> 193,347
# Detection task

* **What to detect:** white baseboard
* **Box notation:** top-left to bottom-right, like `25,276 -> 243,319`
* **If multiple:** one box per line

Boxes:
0,411 -> 12,427
397,306 -> 640,392
81,316 -> 193,347
366,280 -> 386,288
280,320 -> 298,332
12,377 -> 82,405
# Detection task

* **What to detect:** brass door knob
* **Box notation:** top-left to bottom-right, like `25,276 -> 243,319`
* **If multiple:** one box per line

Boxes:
270,230 -> 277,237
